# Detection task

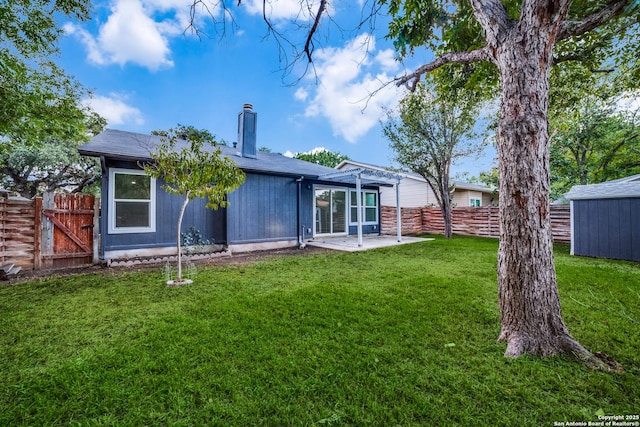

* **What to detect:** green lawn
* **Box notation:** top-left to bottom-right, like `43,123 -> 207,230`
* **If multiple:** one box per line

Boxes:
1,236 -> 638,426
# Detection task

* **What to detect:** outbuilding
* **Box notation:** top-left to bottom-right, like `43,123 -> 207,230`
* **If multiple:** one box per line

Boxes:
565,174 -> 640,262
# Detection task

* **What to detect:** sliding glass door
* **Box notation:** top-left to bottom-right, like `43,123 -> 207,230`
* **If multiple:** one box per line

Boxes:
315,188 -> 346,235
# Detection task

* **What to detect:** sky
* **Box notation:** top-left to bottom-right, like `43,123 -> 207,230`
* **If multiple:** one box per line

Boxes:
58,0 -> 497,177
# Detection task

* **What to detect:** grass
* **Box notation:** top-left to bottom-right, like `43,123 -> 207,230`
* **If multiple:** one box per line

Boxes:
1,236 -> 638,426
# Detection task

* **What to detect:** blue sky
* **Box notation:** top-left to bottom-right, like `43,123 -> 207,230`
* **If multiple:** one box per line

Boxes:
58,0 -> 496,176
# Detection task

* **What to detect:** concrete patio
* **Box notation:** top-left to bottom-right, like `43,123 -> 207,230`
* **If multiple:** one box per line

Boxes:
304,235 -> 431,252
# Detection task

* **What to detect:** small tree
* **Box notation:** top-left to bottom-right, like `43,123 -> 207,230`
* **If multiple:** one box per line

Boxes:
144,129 -> 245,284
383,82 -> 485,238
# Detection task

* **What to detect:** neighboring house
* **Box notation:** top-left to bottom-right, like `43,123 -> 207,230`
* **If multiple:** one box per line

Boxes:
79,105 -> 398,263
336,160 -> 497,208
565,174 -> 640,262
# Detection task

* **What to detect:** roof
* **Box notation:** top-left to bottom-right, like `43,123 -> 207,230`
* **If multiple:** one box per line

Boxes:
336,159 -> 497,193
79,129 -> 340,179
337,159 -> 424,182
318,168 -> 402,187
565,174 -> 640,200
453,181 -> 497,193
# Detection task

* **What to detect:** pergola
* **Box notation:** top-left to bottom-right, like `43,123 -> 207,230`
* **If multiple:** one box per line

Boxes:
318,168 -> 404,247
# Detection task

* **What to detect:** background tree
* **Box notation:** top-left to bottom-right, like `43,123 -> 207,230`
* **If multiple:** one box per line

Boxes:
293,148 -> 350,168
144,129 -> 245,285
383,82 -> 484,238
151,124 -> 228,146
477,167 -> 500,189
551,106 -> 640,195
0,0 -> 92,146
0,111 -> 107,198
550,89 -> 640,198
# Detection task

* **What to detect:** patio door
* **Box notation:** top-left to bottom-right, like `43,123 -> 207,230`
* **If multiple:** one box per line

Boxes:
315,188 -> 346,235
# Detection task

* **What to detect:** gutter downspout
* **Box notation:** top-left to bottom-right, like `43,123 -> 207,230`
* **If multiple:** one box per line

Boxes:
356,173 -> 363,247
296,176 -> 306,248
100,156 -> 107,262
396,178 -> 402,242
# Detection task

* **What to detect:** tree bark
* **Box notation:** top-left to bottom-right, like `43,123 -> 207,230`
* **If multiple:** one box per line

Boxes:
176,193 -> 190,282
440,178 -> 453,239
494,10 -> 590,359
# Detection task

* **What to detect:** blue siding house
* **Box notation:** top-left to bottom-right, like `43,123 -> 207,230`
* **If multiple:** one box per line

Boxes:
79,104 -> 394,262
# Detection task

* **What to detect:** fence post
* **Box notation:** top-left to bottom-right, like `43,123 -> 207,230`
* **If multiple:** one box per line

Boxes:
93,197 -> 100,264
41,191 -> 54,269
34,197 -> 42,270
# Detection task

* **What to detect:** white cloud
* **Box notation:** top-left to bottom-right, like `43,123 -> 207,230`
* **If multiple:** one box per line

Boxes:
243,0 -> 322,21
66,0 -> 206,70
294,87 -> 309,102
82,94 -> 145,126
298,34 -> 406,143
308,146 -> 328,154
283,147 -> 327,157
374,49 -> 400,73
63,23 -> 105,64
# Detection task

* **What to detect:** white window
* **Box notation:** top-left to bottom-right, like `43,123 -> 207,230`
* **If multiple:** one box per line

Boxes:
349,190 -> 378,224
108,168 -> 156,234
470,197 -> 481,207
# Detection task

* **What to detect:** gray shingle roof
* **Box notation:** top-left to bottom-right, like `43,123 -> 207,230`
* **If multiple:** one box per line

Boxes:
78,129 -> 339,179
565,174 -> 640,200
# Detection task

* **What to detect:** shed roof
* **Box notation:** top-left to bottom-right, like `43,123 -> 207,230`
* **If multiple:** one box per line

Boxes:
79,129 -> 340,180
565,174 -> 640,200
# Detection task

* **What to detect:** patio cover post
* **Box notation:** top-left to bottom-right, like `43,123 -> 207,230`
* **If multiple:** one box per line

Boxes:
356,173 -> 363,247
396,179 -> 402,242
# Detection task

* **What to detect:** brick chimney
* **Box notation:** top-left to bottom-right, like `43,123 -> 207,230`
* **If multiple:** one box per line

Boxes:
237,103 -> 257,158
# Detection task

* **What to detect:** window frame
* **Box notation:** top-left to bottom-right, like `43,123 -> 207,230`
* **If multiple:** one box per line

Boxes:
108,168 -> 156,234
349,190 -> 379,225
314,186 -> 348,236
469,197 -> 481,207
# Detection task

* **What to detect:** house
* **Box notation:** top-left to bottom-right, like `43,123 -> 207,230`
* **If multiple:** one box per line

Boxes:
565,174 -> 640,262
78,104 -> 401,263
336,160 -> 497,208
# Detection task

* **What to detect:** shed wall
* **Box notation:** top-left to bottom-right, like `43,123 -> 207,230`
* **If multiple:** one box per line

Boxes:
573,198 -> 640,262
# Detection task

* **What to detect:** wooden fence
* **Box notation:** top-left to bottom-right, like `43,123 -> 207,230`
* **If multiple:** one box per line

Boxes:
0,197 -> 41,270
381,205 -> 571,243
0,193 -> 98,271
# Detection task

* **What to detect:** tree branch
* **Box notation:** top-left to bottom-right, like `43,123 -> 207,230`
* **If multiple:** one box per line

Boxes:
559,0 -> 631,41
469,0 -> 510,45
304,0 -> 327,63
394,47 -> 493,91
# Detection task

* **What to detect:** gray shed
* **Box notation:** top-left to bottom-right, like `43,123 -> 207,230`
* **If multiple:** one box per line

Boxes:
565,174 -> 640,262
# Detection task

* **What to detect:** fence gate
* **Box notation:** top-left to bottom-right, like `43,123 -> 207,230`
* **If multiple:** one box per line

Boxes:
41,193 -> 99,269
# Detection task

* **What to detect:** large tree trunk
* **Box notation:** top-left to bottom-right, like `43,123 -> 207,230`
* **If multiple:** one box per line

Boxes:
494,17 -> 590,359
440,180 -> 453,239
